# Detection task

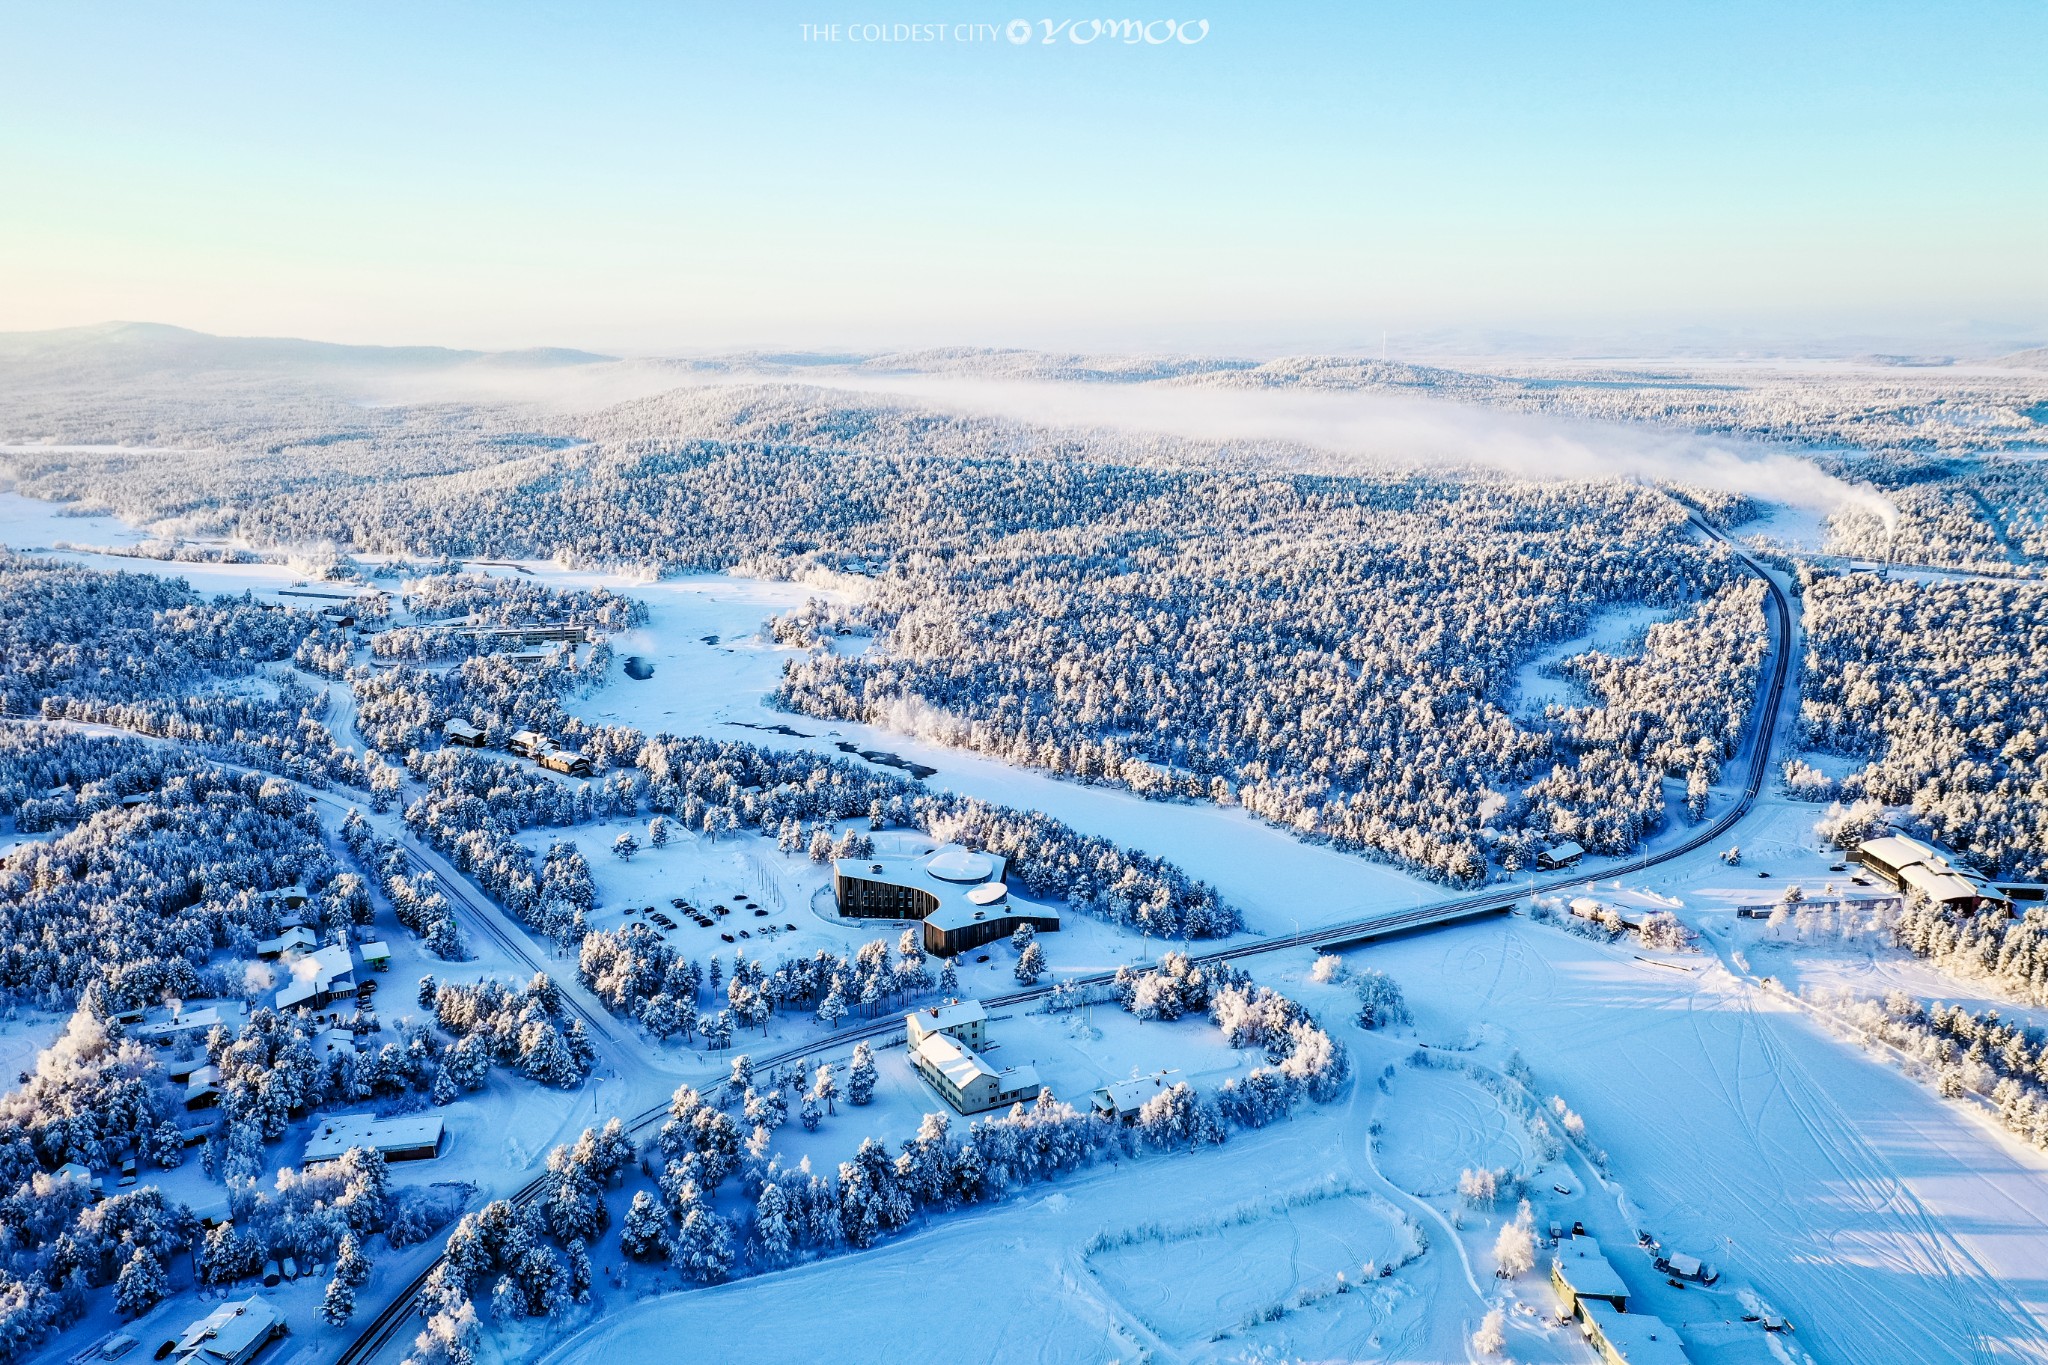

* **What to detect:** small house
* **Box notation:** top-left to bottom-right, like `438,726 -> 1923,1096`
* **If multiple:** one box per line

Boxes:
183,1064 -> 223,1111
360,941 -> 392,972
1657,1250 -> 1715,1283
1537,840 -> 1586,871
275,942 -> 355,1012
302,1113 -> 445,1164
538,748 -> 592,776
54,1162 -> 101,1198
172,1295 -> 286,1365
1091,1070 -> 1181,1124
255,926 -> 318,960
442,718 -> 486,747
135,1001 -> 247,1046
509,730 -> 552,758
314,1028 -> 357,1058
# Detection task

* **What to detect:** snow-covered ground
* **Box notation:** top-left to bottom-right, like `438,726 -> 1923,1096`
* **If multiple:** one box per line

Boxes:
14,488 -> 2048,1364
1510,602 -> 1675,716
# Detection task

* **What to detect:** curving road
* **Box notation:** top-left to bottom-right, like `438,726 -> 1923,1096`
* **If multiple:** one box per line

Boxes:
335,511 -> 1799,1363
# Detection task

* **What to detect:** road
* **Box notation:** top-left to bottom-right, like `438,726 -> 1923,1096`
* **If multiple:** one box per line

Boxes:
334,509 -> 1801,1363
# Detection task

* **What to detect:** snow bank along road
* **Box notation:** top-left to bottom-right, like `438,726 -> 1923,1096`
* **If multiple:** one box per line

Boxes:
334,513 -> 1802,1362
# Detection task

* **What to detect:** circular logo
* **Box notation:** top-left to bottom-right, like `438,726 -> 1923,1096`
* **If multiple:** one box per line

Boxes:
1005,18 -> 1032,44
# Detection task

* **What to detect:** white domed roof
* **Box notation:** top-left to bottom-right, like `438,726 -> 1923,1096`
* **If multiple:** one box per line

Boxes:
926,848 -> 995,883
966,881 -> 1008,906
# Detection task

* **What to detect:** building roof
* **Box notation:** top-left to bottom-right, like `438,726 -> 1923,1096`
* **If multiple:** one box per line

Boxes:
135,1001 -> 246,1040
913,1032 -> 1039,1096
303,1113 -> 445,1164
1580,1302 -> 1691,1364
360,940 -> 392,961
1543,840 -> 1586,860
1860,834 -> 2009,907
907,999 -> 987,1036
256,926 -> 318,956
443,718 -> 483,738
915,1032 -> 996,1089
835,843 -> 1057,936
175,1296 -> 281,1364
927,848 -> 997,883
315,1028 -> 357,1055
1858,833 -> 1941,869
1553,1236 -> 1630,1302
184,1065 -> 222,1101
1094,1070 -> 1180,1113
276,942 -> 354,1010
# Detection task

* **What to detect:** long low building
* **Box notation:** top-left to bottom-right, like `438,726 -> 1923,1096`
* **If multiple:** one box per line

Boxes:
303,1113 -> 445,1164
1551,1235 -> 1630,1315
1854,834 -> 2012,915
910,1032 -> 1042,1115
833,844 -> 1059,956
1579,1301 -> 1692,1365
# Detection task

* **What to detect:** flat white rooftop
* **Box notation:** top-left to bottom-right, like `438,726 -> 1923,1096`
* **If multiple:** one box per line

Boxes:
303,1112 -> 444,1164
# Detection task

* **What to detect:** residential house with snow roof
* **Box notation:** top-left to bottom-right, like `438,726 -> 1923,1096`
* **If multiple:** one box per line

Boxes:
1091,1070 -> 1181,1123
303,1113 -> 445,1164
171,1295 -> 286,1365
276,942 -> 355,1011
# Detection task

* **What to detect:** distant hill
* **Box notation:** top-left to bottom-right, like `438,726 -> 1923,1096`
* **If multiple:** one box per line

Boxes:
1988,347 -> 2048,371
0,321 -> 615,377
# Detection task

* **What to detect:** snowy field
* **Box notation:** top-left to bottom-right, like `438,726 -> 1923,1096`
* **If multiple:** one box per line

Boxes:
1510,602 -> 1675,716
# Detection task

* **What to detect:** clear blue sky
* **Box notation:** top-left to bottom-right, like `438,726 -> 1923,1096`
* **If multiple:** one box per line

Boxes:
0,1 -> 2041,352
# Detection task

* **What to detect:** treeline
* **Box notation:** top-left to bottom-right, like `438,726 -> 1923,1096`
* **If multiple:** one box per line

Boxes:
1799,570 -> 2048,880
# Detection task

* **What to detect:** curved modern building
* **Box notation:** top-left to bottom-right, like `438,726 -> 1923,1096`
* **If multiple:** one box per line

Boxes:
832,842 -> 1061,956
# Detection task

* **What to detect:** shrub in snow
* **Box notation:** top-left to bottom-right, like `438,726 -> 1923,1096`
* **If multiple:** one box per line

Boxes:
1493,1201 -> 1537,1277
1353,969 -> 1411,1030
1310,953 -> 1346,984
1471,1307 -> 1507,1355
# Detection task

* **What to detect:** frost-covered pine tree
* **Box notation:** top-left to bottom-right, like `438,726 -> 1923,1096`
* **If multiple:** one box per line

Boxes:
1014,941 -> 1045,985
816,988 -> 847,1031
848,1042 -> 877,1105
337,1230 -> 372,1287
648,815 -> 669,848
811,1063 -> 840,1115
115,1251 -> 166,1318
619,1190 -> 667,1261
320,1273 -> 356,1326
612,831 -> 639,861
753,1184 -> 794,1267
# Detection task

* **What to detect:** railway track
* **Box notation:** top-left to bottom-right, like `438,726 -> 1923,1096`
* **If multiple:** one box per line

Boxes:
338,514 -> 1796,1362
